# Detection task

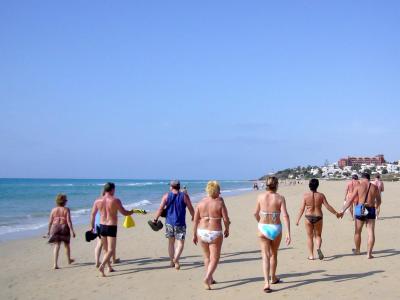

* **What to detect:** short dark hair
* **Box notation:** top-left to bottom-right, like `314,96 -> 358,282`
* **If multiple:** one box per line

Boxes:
361,172 -> 370,180
103,182 -> 115,193
309,178 -> 319,192
375,174 -> 381,179
352,174 -> 359,180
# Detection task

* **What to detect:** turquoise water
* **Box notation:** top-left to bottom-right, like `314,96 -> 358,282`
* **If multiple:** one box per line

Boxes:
0,178 -> 252,241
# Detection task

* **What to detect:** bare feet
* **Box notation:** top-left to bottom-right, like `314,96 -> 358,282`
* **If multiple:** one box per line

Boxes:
112,258 -> 120,264
367,254 -> 374,259
203,278 -> 211,290
108,266 -> 115,272
98,264 -> 106,277
68,258 -> 75,264
352,248 -> 361,255
169,260 -> 175,267
317,249 -> 324,260
173,259 -> 180,270
53,265 -> 59,270
271,277 -> 281,284
263,283 -> 272,293
308,256 -> 314,260
95,262 -> 100,268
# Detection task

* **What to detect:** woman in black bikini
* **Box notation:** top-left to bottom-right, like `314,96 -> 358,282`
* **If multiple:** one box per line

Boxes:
295,179 -> 340,260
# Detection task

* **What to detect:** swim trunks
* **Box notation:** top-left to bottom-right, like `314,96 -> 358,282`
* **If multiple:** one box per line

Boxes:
165,223 -> 186,240
98,224 -> 118,237
355,206 -> 376,221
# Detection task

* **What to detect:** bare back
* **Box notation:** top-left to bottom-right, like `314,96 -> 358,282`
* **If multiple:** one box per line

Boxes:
51,207 -> 69,225
346,180 -> 360,202
303,192 -> 324,217
95,195 -> 121,226
197,197 -> 226,231
258,191 -> 283,224
357,181 -> 380,207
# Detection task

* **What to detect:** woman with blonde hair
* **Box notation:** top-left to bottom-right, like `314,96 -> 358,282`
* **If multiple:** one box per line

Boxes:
254,176 -> 291,293
193,181 -> 230,290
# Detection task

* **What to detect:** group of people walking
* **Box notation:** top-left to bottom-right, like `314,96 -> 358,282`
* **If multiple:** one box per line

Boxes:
46,173 -> 383,293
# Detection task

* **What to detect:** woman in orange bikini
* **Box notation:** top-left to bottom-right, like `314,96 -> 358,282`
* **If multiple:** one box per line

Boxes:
296,179 -> 340,260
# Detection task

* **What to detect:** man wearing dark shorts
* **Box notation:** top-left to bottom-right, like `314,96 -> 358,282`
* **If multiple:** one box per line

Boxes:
153,180 -> 194,269
90,182 -> 133,276
341,173 -> 381,258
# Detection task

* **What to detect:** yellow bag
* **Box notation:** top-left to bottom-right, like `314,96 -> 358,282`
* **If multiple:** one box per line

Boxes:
123,215 -> 135,228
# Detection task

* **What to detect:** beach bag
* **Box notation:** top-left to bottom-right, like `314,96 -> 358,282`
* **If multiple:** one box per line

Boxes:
123,215 -> 135,228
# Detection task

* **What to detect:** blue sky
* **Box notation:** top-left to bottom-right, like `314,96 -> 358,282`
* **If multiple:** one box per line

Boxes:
1,1 -> 399,179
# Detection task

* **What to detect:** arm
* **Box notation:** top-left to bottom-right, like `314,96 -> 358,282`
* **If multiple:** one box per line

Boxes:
253,198 -> 261,223
375,189 -> 382,209
281,197 -> 291,245
116,199 -> 133,216
66,208 -> 76,238
90,201 -> 98,231
344,183 -> 349,200
184,194 -> 195,221
47,210 -> 54,236
381,182 -> 384,192
221,198 -> 230,238
192,205 -> 200,245
154,194 -> 168,222
342,186 -> 358,213
295,198 -> 306,225
322,194 -> 339,217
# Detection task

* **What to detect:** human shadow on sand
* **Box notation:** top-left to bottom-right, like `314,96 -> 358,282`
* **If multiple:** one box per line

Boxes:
211,270 -> 325,290
324,248 -> 400,261
378,215 -> 400,220
276,270 -> 384,292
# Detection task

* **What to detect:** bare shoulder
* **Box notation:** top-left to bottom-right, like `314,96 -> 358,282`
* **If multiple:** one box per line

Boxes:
257,192 -> 266,201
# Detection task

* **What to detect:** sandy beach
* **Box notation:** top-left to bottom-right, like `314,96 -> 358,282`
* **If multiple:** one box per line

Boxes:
1,180 -> 399,300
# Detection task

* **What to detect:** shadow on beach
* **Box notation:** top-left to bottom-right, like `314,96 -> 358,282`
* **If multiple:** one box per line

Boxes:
212,270 -> 326,290
325,248 -> 400,261
378,215 -> 400,221
275,270 -> 385,292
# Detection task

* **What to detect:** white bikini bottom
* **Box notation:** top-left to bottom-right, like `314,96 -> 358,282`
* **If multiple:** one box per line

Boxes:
197,229 -> 223,243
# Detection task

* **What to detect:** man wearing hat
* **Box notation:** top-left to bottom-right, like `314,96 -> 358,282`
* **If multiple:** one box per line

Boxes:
153,180 -> 194,270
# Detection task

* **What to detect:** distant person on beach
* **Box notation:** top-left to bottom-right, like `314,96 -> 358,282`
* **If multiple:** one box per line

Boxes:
341,172 -> 381,258
182,185 -> 188,195
47,194 -> 76,269
254,176 -> 291,293
90,182 -> 134,276
295,179 -> 340,260
152,180 -> 194,270
344,174 -> 360,220
372,174 -> 384,219
193,181 -> 230,290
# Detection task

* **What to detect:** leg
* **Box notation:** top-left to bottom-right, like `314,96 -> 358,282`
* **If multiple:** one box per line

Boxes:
353,219 -> 364,255
173,239 -> 185,269
99,236 -> 116,276
305,220 -> 314,259
112,238 -> 120,263
200,239 -> 211,276
270,233 -> 282,283
95,238 -> 103,268
205,237 -> 223,290
349,205 -> 354,221
53,242 -> 61,269
314,220 -> 324,259
259,236 -> 272,291
376,206 -> 381,219
168,237 -> 175,267
64,242 -> 74,264
366,219 -> 376,259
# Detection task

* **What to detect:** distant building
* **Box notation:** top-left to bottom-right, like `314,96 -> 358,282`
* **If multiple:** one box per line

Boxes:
338,154 -> 385,168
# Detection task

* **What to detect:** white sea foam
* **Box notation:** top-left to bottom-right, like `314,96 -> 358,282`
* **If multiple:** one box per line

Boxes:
0,222 -> 48,236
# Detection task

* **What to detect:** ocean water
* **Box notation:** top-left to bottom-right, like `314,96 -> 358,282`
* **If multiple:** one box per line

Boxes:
0,178 -> 252,241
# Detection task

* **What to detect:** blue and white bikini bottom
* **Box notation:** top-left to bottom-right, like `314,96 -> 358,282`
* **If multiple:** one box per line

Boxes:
258,223 -> 282,241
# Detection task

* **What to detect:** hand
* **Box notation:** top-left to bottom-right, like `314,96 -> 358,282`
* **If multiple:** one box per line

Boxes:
72,232 -> 76,238
285,234 -> 291,246
192,235 -> 198,245
296,221 -> 299,226
337,211 -> 344,219
224,229 -> 229,238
